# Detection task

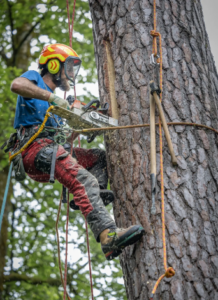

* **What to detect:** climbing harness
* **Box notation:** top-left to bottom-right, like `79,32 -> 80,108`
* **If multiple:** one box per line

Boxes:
12,153 -> 26,182
9,106 -> 54,163
49,143 -> 59,183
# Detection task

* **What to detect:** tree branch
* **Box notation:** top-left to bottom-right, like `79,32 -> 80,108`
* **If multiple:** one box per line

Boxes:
14,0 -> 57,63
0,49 -> 10,64
3,261 -> 89,289
6,0 -> 15,58
14,18 -> 43,65
71,261 -> 89,275
3,273 -> 61,286
23,231 -> 39,271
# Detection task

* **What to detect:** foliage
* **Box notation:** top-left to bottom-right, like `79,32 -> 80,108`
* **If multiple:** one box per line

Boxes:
0,0 -> 127,299
4,176 -> 126,300
0,65 -> 22,170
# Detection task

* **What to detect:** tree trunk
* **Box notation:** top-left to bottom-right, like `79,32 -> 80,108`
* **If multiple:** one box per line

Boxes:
89,0 -> 218,299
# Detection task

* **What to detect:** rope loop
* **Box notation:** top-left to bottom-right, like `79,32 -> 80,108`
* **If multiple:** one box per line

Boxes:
165,267 -> 175,278
150,268 -> 175,299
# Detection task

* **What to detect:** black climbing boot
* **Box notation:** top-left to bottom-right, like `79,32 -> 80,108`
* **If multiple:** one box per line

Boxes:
100,225 -> 145,260
70,189 -> 114,210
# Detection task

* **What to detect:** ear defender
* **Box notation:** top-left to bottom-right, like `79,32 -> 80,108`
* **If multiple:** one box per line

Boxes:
47,59 -> 60,74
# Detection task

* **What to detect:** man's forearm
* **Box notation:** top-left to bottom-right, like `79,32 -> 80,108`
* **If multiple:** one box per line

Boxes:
11,77 -> 50,101
11,77 -> 70,110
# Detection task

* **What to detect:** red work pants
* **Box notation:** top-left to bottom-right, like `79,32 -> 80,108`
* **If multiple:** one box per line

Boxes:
22,139 -> 101,217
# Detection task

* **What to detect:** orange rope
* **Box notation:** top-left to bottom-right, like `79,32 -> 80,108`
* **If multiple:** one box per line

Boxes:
62,1 -> 78,299
56,192 -> 71,300
62,2 -> 94,300
150,0 -> 175,298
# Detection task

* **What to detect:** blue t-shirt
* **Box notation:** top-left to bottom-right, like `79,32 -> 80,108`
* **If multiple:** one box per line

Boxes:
14,70 -> 62,129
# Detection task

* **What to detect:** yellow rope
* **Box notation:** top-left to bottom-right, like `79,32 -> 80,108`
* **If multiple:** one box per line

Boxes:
9,106 -> 54,163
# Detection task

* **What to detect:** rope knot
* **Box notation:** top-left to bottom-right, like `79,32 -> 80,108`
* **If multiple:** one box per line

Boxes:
165,267 -> 175,278
150,30 -> 159,37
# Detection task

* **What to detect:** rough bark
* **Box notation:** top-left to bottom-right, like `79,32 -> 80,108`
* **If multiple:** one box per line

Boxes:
89,0 -> 218,299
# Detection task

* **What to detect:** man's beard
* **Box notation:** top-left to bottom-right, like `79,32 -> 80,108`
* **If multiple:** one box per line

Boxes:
52,76 -> 70,91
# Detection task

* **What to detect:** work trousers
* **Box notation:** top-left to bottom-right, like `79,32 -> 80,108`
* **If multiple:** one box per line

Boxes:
21,138 -> 116,241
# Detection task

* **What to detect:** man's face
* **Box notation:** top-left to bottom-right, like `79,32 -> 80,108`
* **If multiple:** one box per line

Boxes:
52,67 -> 70,92
58,67 -> 71,92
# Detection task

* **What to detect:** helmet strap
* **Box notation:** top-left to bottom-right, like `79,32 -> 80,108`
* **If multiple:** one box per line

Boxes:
54,63 -> 62,81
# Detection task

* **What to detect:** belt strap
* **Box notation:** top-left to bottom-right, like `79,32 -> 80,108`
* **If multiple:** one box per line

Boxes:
49,143 -> 58,183
62,186 -> 68,203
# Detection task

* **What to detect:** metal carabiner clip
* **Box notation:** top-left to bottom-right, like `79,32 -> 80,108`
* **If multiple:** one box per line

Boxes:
150,54 -> 160,66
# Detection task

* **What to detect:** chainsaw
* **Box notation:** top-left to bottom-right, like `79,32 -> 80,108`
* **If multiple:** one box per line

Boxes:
50,96 -> 118,142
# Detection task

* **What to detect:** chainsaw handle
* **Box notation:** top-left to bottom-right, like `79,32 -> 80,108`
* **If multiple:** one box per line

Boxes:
83,99 -> 100,110
97,102 -> 109,114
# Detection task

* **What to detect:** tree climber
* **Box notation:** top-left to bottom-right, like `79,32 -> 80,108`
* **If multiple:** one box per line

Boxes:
10,43 -> 145,260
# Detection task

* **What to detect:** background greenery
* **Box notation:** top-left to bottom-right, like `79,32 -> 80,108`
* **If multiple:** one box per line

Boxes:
0,0 -> 127,299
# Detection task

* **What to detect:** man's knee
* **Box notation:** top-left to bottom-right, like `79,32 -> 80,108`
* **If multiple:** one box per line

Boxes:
34,143 -> 68,174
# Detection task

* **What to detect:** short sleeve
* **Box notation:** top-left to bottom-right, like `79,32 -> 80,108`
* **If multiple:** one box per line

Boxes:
20,70 -> 40,84
20,70 -> 41,100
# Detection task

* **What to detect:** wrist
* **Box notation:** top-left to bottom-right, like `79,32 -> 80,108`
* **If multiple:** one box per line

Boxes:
47,93 -> 70,110
48,93 -> 56,103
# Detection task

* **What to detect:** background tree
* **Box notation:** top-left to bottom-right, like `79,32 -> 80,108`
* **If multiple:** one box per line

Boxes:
0,0 -> 126,299
89,0 -> 218,299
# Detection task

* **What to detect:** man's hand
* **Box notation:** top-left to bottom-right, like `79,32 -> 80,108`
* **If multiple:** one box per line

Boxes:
48,93 -> 70,110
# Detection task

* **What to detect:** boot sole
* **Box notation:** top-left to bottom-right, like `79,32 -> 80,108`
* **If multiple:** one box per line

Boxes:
105,226 -> 145,261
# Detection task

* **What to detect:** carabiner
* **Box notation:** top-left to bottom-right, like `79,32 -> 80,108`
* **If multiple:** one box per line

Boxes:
150,54 -> 160,66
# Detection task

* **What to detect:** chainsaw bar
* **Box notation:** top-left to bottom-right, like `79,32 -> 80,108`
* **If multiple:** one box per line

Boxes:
50,105 -> 118,132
